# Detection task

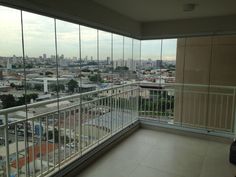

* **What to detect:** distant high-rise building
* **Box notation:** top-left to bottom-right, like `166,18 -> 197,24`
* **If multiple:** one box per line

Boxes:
13,55 -> 17,63
156,60 -> 162,68
0,70 -> 3,80
43,53 -> 47,59
107,57 -> 110,64
7,58 -> 12,70
51,55 -> 56,59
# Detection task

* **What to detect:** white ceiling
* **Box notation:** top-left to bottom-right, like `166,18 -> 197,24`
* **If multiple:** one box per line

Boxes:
93,0 -> 236,22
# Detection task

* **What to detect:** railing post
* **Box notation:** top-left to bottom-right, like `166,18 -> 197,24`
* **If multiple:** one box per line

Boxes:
233,88 -> 236,135
4,113 -> 10,177
137,86 -> 140,119
110,90 -> 113,134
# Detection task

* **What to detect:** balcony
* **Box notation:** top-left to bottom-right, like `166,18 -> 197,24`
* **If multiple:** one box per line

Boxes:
0,84 -> 139,177
1,1 -> 236,177
0,83 -> 235,177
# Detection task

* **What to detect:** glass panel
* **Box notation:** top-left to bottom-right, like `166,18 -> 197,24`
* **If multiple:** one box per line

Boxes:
0,6 -> 24,110
0,6 -> 24,177
23,11 -> 56,106
22,11 -> 56,176
98,30 -> 112,139
161,39 -> 177,121
80,26 -> 97,149
56,19 -> 80,160
123,37 -> 132,125
112,34 -> 124,130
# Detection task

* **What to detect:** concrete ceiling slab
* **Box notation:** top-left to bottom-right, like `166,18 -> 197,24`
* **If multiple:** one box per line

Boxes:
93,0 -> 236,22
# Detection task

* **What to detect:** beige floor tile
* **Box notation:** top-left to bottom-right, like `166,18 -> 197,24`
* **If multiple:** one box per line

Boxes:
76,129 -> 235,177
129,165 -> 184,177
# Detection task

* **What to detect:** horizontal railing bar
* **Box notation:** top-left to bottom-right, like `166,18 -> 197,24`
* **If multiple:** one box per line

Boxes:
2,87 -> 139,127
0,83 -> 136,114
158,83 -> 236,89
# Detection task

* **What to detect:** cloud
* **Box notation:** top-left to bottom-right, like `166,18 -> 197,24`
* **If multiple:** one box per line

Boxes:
0,5 -> 177,61
141,39 -> 177,60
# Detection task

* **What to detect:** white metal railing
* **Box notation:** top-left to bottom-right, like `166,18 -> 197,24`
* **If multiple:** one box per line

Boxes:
1,82 -> 236,177
139,83 -> 236,133
0,84 -> 139,177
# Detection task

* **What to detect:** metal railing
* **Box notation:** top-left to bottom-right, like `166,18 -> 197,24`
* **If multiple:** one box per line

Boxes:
0,84 -> 139,177
139,83 -> 236,133
1,82 -> 236,177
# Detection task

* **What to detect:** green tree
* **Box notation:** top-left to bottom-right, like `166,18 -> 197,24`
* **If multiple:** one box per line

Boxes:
10,83 -> 16,88
68,79 -> 78,93
25,64 -> 33,68
50,84 -> 65,92
34,84 -> 43,91
0,94 -> 16,108
115,66 -> 129,71
88,74 -> 103,83
48,128 -> 59,143
45,71 -> 53,76
16,93 -> 38,106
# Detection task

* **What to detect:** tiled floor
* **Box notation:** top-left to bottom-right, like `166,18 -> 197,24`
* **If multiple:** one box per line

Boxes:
77,129 -> 236,177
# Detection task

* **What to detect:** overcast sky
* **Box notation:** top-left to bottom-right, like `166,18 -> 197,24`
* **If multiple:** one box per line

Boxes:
0,6 -> 176,60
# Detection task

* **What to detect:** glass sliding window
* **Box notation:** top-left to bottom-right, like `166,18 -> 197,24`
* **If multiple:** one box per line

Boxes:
98,30 -> 112,139
112,34 -> 124,131
22,11 -> 56,176
0,6 -> 24,110
56,19 -> 80,161
161,39 -> 177,122
0,6 -> 24,177
80,25 -> 98,149
123,37 -> 132,125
